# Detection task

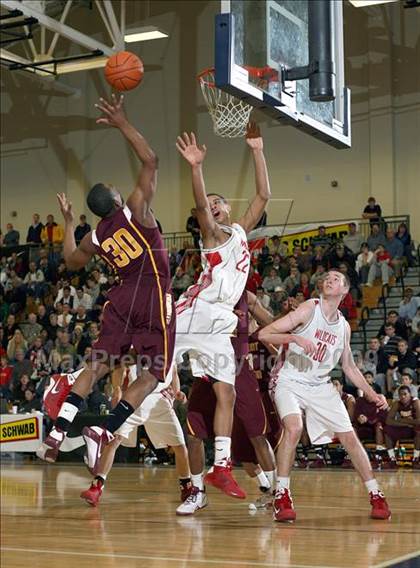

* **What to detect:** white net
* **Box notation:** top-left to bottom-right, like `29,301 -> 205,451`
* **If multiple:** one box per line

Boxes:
198,70 -> 253,138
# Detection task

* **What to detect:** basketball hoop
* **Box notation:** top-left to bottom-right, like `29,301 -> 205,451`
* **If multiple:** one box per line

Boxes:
197,66 -> 278,138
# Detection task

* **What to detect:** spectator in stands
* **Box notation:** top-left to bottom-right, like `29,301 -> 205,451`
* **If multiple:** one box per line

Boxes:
0,355 -> 13,394
26,213 -> 43,244
57,304 -> 73,329
394,339 -> 417,375
23,313 -> 43,346
339,290 -> 357,320
384,386 -> 420,469
41,214 -> 64,245
367,223 -> 386,252
378,311 -> 408,340
296,245 -> 313,274
311,245 -> 328,273
23,261 -> 46,299
38,256 -> 55,284
255,287 -> 271,309
7,252 -> 24,276
71,325 -> 84,355
185,208 -> 201,250
411,309 -> 420,335
353,391 -> 387,456
270,287 -> 287,315
268,235 -> 286,257
7,329 -> 28,362
392,370 -> 418,400
384,228 -> 404,277
291,271 -> 311,300
398,288 -> 420,321
271,253 -> 289,280
73,287 -> 93,312
3,223 -> 20,246
86,277 -> 100,306
257,245 -> 272,275
12,374 -> 34,404
45,313 -> 59,342
311,226 -> 331,250
310,264 -> 326,285
54,280 -> 76,307
343,223 -> 363,255
311,276 -> 325,299
328,243 -> 355,270
262,268 -> 283,293
283,266 -> 301,293
26,336 -> 48,379
74,214 -> 91,244
355,242 -> 374,285
246,265 -> 262,294
19,387 -> 41,413
3,314 -> 19,346
56,331 -> 76,359
364,337 -> 386,377
362,370 -> 383,394
56,285 -> 74,310
396,223 -> 414,266
172,267 -> 192,300
362,197 -> 382,225
70,305 -> 91,332
11,349 -> 32,383
366,244 -> 391,287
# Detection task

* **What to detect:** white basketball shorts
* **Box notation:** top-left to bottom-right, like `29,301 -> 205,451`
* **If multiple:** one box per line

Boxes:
174,297 -> 238,385
116,392 -> 185,449
273,376 -> 353,445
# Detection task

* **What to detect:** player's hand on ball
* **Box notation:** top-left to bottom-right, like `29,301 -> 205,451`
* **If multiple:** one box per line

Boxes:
294,335 -> 317,356
95,94 -> 128,129
246,121 -> 263,150
176,132 -> 207,166
57,193 -> 74,224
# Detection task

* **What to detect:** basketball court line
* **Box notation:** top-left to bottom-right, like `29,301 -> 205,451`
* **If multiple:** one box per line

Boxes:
373,550 -> 420,568
0,547 -> 340,568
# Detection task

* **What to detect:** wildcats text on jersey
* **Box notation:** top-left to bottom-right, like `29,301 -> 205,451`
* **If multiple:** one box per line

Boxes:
314,329 -> 337,346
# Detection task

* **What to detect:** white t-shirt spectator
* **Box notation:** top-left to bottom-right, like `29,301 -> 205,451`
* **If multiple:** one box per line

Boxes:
398,297 -> 420,321
73,292 -> 93,311
355,251 -> 374,273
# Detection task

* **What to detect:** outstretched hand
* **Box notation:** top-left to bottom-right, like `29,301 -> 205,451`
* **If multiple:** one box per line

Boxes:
57,193 -> 74,224
176,132 -> 207,166
95,94 -> 128,128
246,121 -> 263,150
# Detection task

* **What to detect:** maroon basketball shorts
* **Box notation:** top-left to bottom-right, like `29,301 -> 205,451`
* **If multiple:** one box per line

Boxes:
186,378 -> 216,440
384,424 -> 417,444
231,361 -> 282,463
92,281 -> 175,382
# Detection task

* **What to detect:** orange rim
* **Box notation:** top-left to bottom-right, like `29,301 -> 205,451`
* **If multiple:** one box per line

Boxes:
197,65 -> 278,88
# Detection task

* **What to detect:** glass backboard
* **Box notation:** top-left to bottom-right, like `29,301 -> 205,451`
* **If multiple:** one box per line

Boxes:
215,0 -> 351,148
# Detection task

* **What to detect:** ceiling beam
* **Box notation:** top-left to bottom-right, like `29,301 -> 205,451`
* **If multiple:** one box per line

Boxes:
102,0 -> 124,51
0,0 -> 114,56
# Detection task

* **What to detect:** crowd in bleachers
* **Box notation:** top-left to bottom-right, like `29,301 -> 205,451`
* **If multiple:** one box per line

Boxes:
0,207 -> 419,466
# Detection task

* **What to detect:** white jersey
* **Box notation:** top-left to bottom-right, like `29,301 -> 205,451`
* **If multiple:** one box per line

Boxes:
176,223 -> 250,314
273,298 -> 347,386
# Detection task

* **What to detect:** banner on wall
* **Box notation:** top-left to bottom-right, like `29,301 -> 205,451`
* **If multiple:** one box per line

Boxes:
248,221 -> 356,254
0,412 -> 43,452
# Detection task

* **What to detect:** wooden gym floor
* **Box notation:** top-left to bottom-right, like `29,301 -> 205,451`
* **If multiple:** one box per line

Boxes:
1,463 -> 419,568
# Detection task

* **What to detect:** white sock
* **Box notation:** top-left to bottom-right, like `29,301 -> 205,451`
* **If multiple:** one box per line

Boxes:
191,472 -> 204,491
214,436 -> 231,466
414,450 -> 420,459
264,470 -> 276,490
387,449 -> 396,460
255,470 -> 270,490
49,427 -> 66,441
365,479 -> 379,494
276,477 -> 290,492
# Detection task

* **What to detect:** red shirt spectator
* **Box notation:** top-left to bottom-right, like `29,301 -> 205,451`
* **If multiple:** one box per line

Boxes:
246,266 -> 263,294
339,292 -> 357,320
0,356 -> 13,387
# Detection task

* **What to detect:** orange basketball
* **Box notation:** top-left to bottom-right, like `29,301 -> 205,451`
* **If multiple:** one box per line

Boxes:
104,51 -> 144,92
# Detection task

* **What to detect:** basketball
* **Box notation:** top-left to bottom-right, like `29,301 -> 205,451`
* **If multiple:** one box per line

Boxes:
104,51 -> 144,92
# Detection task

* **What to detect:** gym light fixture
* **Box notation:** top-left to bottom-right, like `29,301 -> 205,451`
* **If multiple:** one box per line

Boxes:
348,0 -> 398,6
124,26 -> 168,43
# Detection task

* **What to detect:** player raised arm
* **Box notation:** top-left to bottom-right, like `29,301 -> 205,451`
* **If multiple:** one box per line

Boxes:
258,300 -> 316,354
57,193 -> 96,271
176,132 -> 223,246
247,290 -> 273,327
95,94 -> 158,221
238,123 -> 271,233
341,321 -> 388,411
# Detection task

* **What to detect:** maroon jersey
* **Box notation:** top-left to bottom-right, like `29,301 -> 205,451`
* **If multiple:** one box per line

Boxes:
92,206 -> 170,283
231,290 -> 249,360
397,399 -> 418,422
354,396 -> 386,425
90,206 -> 174,380
248,330 -> 276,392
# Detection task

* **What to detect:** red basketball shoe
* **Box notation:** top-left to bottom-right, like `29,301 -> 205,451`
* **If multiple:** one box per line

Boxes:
82,426 -> 114,476
43,373 -> 76,420
36,428 -> 65,463
80,481 -> 103,507
370,491 -> 391,520
273,488 -> 296,522
204,461 -> 246,499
